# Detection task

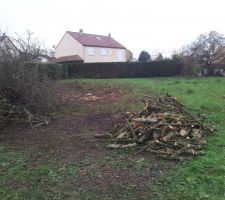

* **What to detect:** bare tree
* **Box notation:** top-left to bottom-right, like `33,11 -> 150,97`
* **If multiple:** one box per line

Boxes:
0,31 -> 50,63
0,31 -> 56,129
185,31 -> 225,67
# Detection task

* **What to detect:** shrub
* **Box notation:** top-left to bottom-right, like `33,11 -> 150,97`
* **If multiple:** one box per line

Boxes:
0,62 -> 57,129
0,31 -> 57,129
66,59 -> 183,78
28,63 -> 68,80
28,59 -> 184,79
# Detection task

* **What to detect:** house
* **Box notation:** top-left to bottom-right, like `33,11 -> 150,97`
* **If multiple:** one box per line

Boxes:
54,30 -> 133,63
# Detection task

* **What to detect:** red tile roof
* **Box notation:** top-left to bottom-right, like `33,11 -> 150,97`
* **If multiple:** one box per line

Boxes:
67,31 -> 126,49
54,55 -> 83,63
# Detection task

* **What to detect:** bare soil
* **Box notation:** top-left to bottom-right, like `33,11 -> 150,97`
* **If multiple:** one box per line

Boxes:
1,82 -> 173,199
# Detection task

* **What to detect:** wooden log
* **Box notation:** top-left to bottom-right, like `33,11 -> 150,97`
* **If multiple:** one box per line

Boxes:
132,118 -> 158,123
170,147 -> 186,158
179,129 -> 188,137
116,131 -> 129,139
107,143 -> 137,149
126,119 -> 137,141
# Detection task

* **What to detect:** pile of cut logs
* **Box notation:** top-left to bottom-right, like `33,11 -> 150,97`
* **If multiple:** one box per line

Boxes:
95,93 -> 216,161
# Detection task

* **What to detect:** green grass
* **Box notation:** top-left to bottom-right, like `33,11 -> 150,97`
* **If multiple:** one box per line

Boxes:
1,77 -> 225,199
0,145 -> 81,199
63,77 -> 225,199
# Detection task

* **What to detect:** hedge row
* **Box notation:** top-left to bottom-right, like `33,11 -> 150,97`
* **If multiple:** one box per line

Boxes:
66,60 -> 183,78
28,60 -> 184,79
27,63 -> 68,80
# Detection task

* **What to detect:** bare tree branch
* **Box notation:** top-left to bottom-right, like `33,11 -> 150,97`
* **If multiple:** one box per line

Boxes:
185,31 -> 225,66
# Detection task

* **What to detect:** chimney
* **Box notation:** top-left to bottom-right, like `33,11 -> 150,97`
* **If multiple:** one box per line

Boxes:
108,33 -> 111,37
79,29 -> 83,34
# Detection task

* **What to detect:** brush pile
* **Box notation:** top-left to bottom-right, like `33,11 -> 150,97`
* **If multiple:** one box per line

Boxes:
0,99 -> 51,130
0,31 -> 55,131
96,94 -> 216,161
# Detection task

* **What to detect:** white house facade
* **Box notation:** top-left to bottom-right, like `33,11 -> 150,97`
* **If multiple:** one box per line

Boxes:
54,30 -> 132,63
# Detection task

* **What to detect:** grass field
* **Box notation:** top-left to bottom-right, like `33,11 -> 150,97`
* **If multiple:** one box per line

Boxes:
1,77 -> 225,199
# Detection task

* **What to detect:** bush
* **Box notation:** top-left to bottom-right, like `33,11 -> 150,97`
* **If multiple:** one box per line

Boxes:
0,32 -> 57,129
66,59 -> 183,78
0,62 -> 57,128
29,60 -> 183,79
27,63 -> 68,80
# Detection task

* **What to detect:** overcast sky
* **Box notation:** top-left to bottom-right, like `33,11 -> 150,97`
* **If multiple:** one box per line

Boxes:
1,0 -> 225,58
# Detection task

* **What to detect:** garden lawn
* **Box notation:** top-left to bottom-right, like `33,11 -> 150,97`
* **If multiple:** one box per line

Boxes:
65,77 -> 225,200
1,77 -> 225,200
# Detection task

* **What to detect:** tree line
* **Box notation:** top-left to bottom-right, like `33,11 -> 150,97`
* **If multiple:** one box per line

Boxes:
138,31 -> 225,75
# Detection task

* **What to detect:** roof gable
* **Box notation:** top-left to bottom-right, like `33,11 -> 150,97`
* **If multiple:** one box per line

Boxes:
67,31 -> 126,49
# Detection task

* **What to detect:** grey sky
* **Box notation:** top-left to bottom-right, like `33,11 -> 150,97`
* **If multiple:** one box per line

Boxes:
1,0 -> 225,58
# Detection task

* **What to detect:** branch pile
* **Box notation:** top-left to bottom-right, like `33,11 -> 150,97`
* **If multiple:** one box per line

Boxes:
96,94 -> 216,161
0,31 -> 55,131
0,82 -> 52,130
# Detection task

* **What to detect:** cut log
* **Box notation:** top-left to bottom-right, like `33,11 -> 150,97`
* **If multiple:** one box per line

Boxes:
132,117 -> 158,123
107,143 -> 137,149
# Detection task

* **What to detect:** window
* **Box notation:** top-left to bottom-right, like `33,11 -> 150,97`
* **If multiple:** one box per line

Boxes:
108,49 -> 112,56
101,48 -> 112,56
117,50 -> 124,61
87,47 -> 94,55
100,48 -> 107,56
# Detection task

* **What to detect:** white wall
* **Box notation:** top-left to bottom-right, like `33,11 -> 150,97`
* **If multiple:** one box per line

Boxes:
83,46 -> 126,63
54,33 -> 128,63
54,33 -> 83,58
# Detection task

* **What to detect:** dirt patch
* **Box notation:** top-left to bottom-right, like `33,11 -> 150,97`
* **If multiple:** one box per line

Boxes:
1,82 -> 173,199
54,82 -> 128,104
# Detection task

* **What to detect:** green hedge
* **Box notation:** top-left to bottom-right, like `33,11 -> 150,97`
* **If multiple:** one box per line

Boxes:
66,60 -> 183,78
27,63 -> 68,80
27,60 -> 183,79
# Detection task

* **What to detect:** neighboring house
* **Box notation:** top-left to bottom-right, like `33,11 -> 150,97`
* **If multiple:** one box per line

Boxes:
54,30 -> 133,63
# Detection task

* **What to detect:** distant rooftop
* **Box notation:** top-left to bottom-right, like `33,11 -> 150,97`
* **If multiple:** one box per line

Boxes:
67,31 -> 126,49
